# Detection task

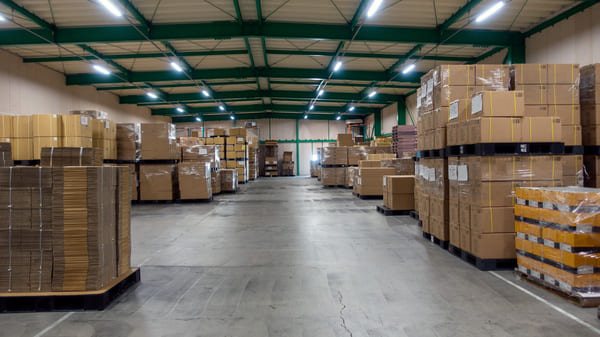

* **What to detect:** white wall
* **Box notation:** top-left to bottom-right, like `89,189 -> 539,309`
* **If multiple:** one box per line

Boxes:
526,3 -> 600,64
0,50 -> 167,123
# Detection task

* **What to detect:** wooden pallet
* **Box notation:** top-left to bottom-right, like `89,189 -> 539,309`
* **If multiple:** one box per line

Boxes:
516,269 -> 600,308
0,268 -> 141,312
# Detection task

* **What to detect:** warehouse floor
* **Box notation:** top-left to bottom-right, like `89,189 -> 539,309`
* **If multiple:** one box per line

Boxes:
1,177 -> 599,336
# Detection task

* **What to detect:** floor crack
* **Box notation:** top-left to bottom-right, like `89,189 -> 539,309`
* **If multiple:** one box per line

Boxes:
337,290 -> 354,337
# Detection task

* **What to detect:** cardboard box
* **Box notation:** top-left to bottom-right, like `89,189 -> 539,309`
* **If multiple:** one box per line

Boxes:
116,123 -> 139,161
512,64 -> 548,85
359,160 -> 381,168
283,151 -> 293,162
383,175 -> 414,194
33,136 -> 61,160
384,192 -> 415,211
515,85 -> 547,105
548,105 -> 580,125
460,225 -> 471,252
446,122 -> 459,146
321,147 -> 348,166
433,107 -> 450,129
449,198 -> 459,224
547,64 -> 579,84
212,137 -> 225,145
450,223 -> 460,248
62,136 -> 93,148
61,115 -> 92,138
0,116 -> 12,138
470,232 -> 515,259
471,91 -> 525,118
457,121 -> 470,145
422,112 -> 434,130
178,162 -> 212,200
322,167 -> 346,186
140,123 -> 176,160
213,128 -> 227,136
433,85 -> 474,108
470,206 -> 515,233
229,128 -> 246,137
468,117 -> 522,144
355,168 -> 395,196
563,124 -> 582,146
467,156 -> 562,181
521,117 -> 562,142
562,155 -> 583,176
33,115 -> 61,137
337,134 -> 354,147
12,116 -> 32,138
434,127 -> 446,149
524,105 -> 548,117
449,99 -> 471,122
436,64 -> 476,86
476,64 -> 510,89
348,147 -> 375,165
139,164 -> 174,201
548,84 -> 579,105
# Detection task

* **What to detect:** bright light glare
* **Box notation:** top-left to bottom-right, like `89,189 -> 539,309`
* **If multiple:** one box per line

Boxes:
333,61 -> 342,72
368,91 -> 377,98
0,14 -> 6,22
367,0 -> 383,17
402,63 -> 416,74
98,0 -> 123,17
176,107 -> 184,113
309,105 -> 315,111
348,106 -> 355,112
336,115 -> 341,120
170,62 -> 183,72
146,92 -> 158,99
304,115 -> 308,119
202,90 -> 210,97
230,115 -> 235,120
219,105 -> 225,111
93,64 -> 110,75
475,1 -> 505,23
196,117 -> 202,122
318,89 -> 324,97
311,154 -> 318,161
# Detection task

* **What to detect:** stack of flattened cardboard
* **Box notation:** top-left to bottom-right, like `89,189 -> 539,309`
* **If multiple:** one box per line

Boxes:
33,115 -> 61,160
0,143 -> 12,167
40,147 -> 103,167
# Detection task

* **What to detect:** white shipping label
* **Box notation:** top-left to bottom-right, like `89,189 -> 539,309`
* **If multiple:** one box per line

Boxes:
448,165 -> 458,181
449,102 -> 459,120
383,178 -> 386,187
416,98 -> 421,109
359,169 -> 361,176
421,84 -> 426,96
457,165 -> 468,182
428,168 -> 436,182
415,164 -> 419,176
471,94 -> 483,115
427,79 -> 434,94
80,116 -> 88,126
105,121 -> 110,129
52,114 -> 57,118
199,149 -> 207,155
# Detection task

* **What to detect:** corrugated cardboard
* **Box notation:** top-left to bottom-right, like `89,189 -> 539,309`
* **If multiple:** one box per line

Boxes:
467,156 -> 562,181
33,137 -> 61,160
521,117 -> 562,142
12,138 -> 33,160
460,225 -> 471,252
470,206 -> 515,233
434,127 -> 446,149
581,105 -> 600,126
433,85 -> 475,108
213,128 -> 227,136
12,116 -> 32,138
436,64 -> 476,86
471,91 -> 525,118
562,124 -> 582,146
449,198 -> 459,224
33,115 -> 61,137
547,64 -> 579,84
61,115 -> 92,138
515,85 -> 547,105
548,105 -> 580,125
178,162 -> 212,200
548,84 -> 580,105
140,123 -> 177,160
476,64 -> 510,89
62,136 -> 93,148
337,134 -> 354,147
446,122 -> 458,146
139,164 -> 174,200
450,223 -> 460,248
562,155 -> 583,176
355,167 -> 395,196
524,105 -> 548,117
470,232 -> 515,259
512,64 -> 548,85
457,121 -> 470,145
468,117 -> 522,143
0,116 -> 12,138
449,98 -> 471,122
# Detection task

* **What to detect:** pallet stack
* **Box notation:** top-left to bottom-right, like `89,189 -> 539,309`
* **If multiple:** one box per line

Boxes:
321,146 -> 347,186
137,123 -> 178,201
261,140 -> 278,177
92,118 -> 117,160
515,186 -> 600,302
392,125 -> 417,158
220,169 -> 238,192
178,137 -> 214,200
116,123 -> 140,201
280,151 -> 294,176
229,128 -> 249,184
582,64 -> 600,187
381,175 -> 415,213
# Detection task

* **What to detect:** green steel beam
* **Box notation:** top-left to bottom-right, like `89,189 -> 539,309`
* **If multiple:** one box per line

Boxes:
96,80 -> 258,91
0,0 -> 55,32
397,97 -> 406,125
387,44 -> 423,74
524,0 -> 600,37
438,0 -> 485,33
115,0 -> 151,32
78,44 -> 131,77
151,103 -> 377,115
121,89 -> 402,104
266,49 -> 475,62
0,21 -> 524,47
23,50 -> 249,63
67,67 -> 425,85
163,41 -> 193,71
172,112 -> 361,123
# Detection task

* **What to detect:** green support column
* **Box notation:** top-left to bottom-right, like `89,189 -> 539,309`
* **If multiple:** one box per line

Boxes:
327,120 -> 330,139
397,98 -> 407,125
202,121 -> 205,137
269,118 -> 272,139
511,42 -> 526,64
296,119 -> 300,176
374,111 -> 382,137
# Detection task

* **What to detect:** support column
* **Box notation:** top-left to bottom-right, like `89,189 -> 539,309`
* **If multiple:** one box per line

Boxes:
397,98 -> 407,125
296,119 -> 300,176
374,111 -> 382,137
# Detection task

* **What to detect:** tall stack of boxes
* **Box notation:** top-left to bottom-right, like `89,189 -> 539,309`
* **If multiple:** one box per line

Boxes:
321,146 -> 347,186
581,64 -> 600,187
392,125 -> 417,157
138,123 -> 178,201
347,146 -> 374,188
229,128 -> 249,183
92,118 -> 117,160
281,151 -> 294,176
383,175 -> 415,211
178,137 -> 215,200
33,115 -> 61,160
116,123 -> 140,201
353,160 -> 395,197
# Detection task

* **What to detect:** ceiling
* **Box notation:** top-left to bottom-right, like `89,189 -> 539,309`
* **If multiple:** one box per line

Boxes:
0,0 -> 596,122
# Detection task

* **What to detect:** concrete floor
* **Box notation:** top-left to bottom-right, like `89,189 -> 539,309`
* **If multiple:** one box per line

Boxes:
1,176 -> 599,336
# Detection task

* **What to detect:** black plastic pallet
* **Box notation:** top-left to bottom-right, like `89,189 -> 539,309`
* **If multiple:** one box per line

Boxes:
176,197 -> 214,203
132,200 -> 175,204
409,211 -> 419,220
352,193 -> 383,200
584,146 -> 600,156
418,149 -> 446,159
460,250 -> 516,271
418,220 -> 422,227
376,205 -> 411,216
0,268 -> 140,312
322,185 -> 346,188
423,231 -> 431,240
564,146 -> 584,155
137,159 -> 180,164
447,142 -> 564,157
13,160 -> 40,166
430,236 -> 449,250
448,244 -> 462,258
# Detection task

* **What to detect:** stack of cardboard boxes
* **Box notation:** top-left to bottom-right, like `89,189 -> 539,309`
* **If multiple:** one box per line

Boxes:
321,146 -> 347,186
228,128 -> 249,183
353,160 -> 395,197
280,151 -> 294,176
220,169 -> 238,192
383,175 -> 415,211
392,125 -> 417,158
582,64 -> 600,187
92,118 -> 117,160
178,138 -> 216,200
346,146 -> 375,188
116,123 -> 140,201
137,123 -> 178,201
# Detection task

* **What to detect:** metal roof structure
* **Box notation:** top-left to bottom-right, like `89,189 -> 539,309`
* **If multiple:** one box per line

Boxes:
0,0 -> 597,122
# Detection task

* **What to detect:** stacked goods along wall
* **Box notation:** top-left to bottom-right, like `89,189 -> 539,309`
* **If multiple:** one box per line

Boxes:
416,64 -> 576,270
392,125 -> 417,158
582,65 -> 600,187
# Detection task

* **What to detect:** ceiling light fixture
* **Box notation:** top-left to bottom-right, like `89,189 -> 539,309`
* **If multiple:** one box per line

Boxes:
368,91 -> 377,98
402,63 -> 416,74
176,107 -> 184,113
219,105 -> 226,111
304,114 -> 308,119
196,117 -> 202,122
317,89 -> 324,97
170,61 -> 184,72
0,14 -> 6,22
309,105 -> 315,111
98,0 -> 123,17
348,106 -> 355,112
333,61 -> 343,72
367,0 -> 383,18
92,64 -> 111,75
475,1 -> 505,23
230,115 -> 235,120
336,115 -> 342,121
146,92 -> 158,99
202,90 -> 210,97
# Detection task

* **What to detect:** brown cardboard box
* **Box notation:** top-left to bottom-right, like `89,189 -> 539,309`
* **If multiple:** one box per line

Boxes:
116,123 -> 139,161
213,137 -> 225,145
434,127 -> 446,149
140,123 -> 176,160
449,198 -> 459,224
548,105 -> 580,125
468,117 -> 522,144
562,155 -> 583,176
359,160 -> 381,168
515,85 -> 547,105
225,136 -> 236,145
62,136 -> 93,148
385,192 -> 415,211
321,147 -> 348,166
355,167 -> 395,196
521,117 -> 562,142
582,125 -> 600,146
548,84 -> 580,105
337,134 -> 354,147
457,121 -> 470,145
381,158 -> 414,175
446,122 -> 458,146
421,194 -> 430,216
563,124 -> 582,146
512,64 -> 548,85
178,162 -> 212,200
431,216 -> 449,241
581,105 -> 600,126
460,225 -> 471,251
450,223 -> 460,248
467,156 -> 562,181
229,128 -> 247,137
433,107 -> 450,129
0,116 -> 12,138
470,181 -> 516,207
322,167 -> 346,186
423,111 -> 434,131
437,64 -> 476,86
547,64 -> 579,84
33,137 -> 61,160
213,128 -> 227,136
61,115 -> 92,138
449,98 -> 471,122
471,91 -> 525,118
524,105 -> 548,117
433,85 -> 475,108
235,136 -> 246,144
12,116 -> 32,138
471,232 -> 516,259
33,115 -> 61,137
12,138 -> 33,160
383,175 -> 414,194
476,64 -> 510,89
470,206 -> 515,233
139,164 -> 174,201
348,147 -> 375,165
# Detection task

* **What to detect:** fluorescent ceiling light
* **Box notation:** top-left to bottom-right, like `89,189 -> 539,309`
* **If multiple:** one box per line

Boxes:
475,1 -> 505,23
230,115 -> 235,120
146,92 -> 158,99
170,62 -> 183,72
312,154 -> 318,161
92,64 -> 110,75
304,115 -> 308,119
333,61 -> 342,72
98,0 -> 123,17
367,0 -> 383,18
309,105 -> 315,111
336,115 -> 341,120
0,14 -> 6,22
196,117 -> 202,122
402,63 -> 416,74
176,107 -> 184,113
368,91 -> 377,98
202,90 -> 210,97
348,106 -> 355,112
318,89 -> 324,97
219,105 -> 226,111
